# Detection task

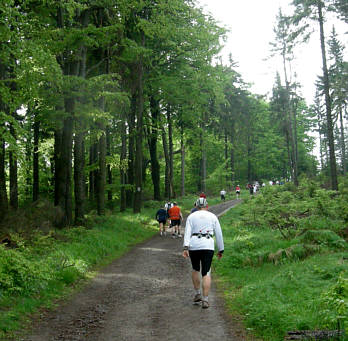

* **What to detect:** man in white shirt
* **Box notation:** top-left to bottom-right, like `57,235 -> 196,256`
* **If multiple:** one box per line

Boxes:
182,197 -> 224,309
220,189 -> 226,201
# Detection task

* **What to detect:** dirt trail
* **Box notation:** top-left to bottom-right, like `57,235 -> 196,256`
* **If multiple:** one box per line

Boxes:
20,199 -> 247,341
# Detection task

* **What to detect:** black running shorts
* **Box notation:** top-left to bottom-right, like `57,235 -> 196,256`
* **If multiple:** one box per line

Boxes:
170,219 -> 181,227
189,250 -> 214,277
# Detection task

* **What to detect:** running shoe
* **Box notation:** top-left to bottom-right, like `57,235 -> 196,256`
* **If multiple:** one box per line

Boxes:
202,300 -> 209,309
193,293 -> 202,303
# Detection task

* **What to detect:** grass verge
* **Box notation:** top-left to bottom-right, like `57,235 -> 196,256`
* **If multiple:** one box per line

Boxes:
214,196 -> 348,340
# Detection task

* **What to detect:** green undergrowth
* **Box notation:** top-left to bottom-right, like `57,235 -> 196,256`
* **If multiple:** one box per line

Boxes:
0,209 -> 159,339
0,195 -> 206,339
215,180 -> 348,340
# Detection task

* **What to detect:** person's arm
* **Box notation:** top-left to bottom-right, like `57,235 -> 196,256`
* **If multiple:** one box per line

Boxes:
214,217 -> 224,258
182,216 -> 192,258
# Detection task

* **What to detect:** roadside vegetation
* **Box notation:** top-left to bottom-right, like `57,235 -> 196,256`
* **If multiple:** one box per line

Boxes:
215,178 -> 348,340
0,196 -> 216,340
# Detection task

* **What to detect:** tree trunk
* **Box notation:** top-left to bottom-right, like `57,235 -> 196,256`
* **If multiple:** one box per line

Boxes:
106,126 -> 113,203
126,94 -> 136,207
74,12 -> 88,222
133,54 -> 144,213
230,127 -> 235,184
55,112 -> 73,226
161,126 -> 170,199
25,117 -> 32,199
0,138 -> 8,219
200,128 -> 206,192
74,129 -> 85,224
9,125 -> 18,210
33,118 -> 40,202
285,129 -> 294,181
180,124 -> 185,197
148,95 -> 160,200
97,125 -> 106,216
339,106 -> 346,174
282,52 -> 298,186
167,106 -> 175,198
224,130 -> 229,183
89,143 -> 97,202
247,133 -> 252,183
120,115 -> 127,212
318,1 -> 338,190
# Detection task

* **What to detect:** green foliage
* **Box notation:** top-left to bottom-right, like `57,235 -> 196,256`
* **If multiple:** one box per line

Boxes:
215,180 -> 348,340
0,211 -> 157,338
319,272 -> 348,333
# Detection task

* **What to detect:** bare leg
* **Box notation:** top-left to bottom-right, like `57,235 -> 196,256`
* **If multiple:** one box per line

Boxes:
202,274 -> 211,297
192,270 -> 201,290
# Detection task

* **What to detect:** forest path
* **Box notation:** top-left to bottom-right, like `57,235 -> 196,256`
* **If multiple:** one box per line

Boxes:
21,199 -> 248,341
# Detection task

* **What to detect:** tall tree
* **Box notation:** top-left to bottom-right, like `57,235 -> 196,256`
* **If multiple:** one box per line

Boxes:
328,27 -> 347,175
292,0 -> 338,190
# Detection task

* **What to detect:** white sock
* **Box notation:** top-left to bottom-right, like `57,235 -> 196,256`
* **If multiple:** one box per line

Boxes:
203,296 -> 208,302
195,289 -> 201,295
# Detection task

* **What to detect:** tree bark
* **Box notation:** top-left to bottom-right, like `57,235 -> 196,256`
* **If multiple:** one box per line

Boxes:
133,54 -> 144,213
318,1 -> 338,190
126,94 -> 136,207
247,133 -> 252,183
33,118 -> 40,202
148,95 -> 161,201
224,130 -> 229,183
55,112 -> 73,226
89,143 -> 97,202
167,106 -> 175,198
97,124 -> 106,216
106,126 -> 113,203
120,115 -> 127,212
180,124 -> 185,197
339,106 -> 346,174
74,130 -> 85,224
161,126 -> 170,200
230,124 -> 235,184
0,138 -> 8,219
200,129 -> 206,192
9,124 -> 18,210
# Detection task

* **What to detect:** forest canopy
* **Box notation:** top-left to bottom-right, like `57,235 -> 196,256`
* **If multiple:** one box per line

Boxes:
0,0 -> 347,227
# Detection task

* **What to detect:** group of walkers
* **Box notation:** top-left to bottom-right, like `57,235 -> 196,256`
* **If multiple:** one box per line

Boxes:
155,193 -> 224,309
155,201 -> 183,238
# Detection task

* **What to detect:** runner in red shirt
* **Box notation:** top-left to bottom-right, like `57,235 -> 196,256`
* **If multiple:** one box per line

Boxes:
168,202 -> 183,238
235,185 -> 241,200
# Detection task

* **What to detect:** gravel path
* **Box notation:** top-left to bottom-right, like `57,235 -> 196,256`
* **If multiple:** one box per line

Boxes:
20,199 -> 248,341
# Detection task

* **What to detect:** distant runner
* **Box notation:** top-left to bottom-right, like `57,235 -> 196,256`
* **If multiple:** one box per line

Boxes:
168,202 -> 183,238
235,185 -> 241,199
220,189 -> 226,201
182,197 -> 224,309
155,205 -> 168,236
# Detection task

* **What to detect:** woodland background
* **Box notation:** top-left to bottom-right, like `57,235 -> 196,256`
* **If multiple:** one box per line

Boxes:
0,0 -> 347,228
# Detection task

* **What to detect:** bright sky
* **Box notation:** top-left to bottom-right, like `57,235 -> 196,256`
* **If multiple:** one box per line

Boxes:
197,0 -> 348,104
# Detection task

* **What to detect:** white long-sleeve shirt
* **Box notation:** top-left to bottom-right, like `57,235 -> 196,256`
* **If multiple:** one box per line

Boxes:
183,209 -> 224,252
